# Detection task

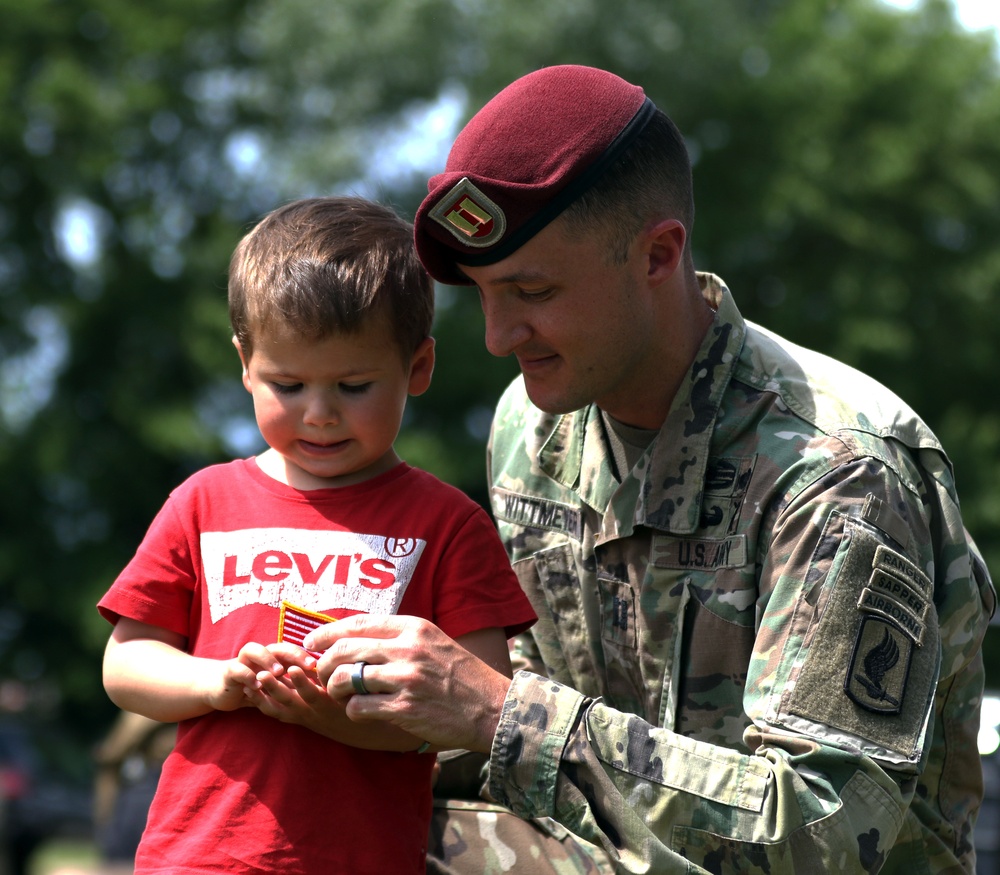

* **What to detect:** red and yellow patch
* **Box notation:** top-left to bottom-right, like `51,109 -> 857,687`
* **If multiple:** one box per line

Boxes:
277,600 -> 336,651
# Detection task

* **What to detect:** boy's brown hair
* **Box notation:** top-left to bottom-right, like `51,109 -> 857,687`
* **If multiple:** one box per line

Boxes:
229,196 -> 434,360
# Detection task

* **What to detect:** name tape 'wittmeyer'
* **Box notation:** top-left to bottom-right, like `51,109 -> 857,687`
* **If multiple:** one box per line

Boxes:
492,489 -> 583,540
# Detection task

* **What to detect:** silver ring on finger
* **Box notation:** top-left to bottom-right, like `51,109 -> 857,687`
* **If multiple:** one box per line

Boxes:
350,661 -> 370,695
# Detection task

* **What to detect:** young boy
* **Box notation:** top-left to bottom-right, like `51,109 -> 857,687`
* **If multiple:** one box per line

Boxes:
98,196 -> 536,875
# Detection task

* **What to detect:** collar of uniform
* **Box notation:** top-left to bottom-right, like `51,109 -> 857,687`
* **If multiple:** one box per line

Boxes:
537,404 -> 617,510
637,274 -> 744,534
535,274 -> 745,534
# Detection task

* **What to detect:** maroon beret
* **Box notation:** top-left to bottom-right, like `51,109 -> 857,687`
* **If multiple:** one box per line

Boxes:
414,65 -> 655,285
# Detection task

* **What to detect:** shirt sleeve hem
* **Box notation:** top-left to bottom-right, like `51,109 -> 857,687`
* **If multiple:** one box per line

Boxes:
487,670 -> 587,818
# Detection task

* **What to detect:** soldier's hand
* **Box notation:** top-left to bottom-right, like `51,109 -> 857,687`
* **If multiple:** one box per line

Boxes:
304,615 -> 511,754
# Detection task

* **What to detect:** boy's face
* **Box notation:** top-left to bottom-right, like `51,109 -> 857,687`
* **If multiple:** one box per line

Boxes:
236,315 -> 434,490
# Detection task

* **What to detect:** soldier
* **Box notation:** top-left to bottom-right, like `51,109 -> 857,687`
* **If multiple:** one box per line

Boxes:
307,66 -> 995,874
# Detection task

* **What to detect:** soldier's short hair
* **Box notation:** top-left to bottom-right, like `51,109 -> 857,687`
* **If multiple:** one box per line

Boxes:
561,108 -> 695,266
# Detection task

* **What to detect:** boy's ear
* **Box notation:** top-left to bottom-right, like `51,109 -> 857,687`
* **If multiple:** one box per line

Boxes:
407,337 -> 435,397
233,336 -> 252,392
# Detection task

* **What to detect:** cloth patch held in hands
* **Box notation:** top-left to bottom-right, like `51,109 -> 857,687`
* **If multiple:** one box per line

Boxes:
278,600 -> 336,653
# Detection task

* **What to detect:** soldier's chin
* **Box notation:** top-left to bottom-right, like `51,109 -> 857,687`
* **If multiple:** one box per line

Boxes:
522,382 -> 584,416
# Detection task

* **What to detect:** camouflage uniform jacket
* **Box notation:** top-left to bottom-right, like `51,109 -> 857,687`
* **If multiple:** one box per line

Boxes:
485,273 -> 995,874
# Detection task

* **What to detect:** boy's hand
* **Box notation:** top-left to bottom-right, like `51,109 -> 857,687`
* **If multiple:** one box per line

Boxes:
244,642 -> 422,751
265,642 -> 322,676
241,642 -> 334,720
243,645 -> 349,734
211,642 -> 309,711
211,642 -> 289,712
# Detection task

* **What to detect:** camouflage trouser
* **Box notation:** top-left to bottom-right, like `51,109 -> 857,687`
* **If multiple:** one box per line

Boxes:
427,798 -> 614,875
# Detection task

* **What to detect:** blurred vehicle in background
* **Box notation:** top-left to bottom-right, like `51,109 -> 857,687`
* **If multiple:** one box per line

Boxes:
92,712 -> 174,865
0,768 -> 8,875
0,720 -> 92,875
978,693 -> 1000,875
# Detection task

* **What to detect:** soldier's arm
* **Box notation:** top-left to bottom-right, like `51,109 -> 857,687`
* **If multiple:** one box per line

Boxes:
487,455 -> 992,873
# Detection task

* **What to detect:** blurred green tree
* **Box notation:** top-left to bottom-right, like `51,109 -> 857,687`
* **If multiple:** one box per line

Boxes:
1,0 -> 997,763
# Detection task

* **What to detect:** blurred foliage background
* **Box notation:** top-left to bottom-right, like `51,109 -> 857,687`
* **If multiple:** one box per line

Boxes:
1,0 -> 998,780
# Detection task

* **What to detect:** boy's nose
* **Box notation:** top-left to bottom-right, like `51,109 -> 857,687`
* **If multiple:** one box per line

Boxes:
302,394 -> 339,427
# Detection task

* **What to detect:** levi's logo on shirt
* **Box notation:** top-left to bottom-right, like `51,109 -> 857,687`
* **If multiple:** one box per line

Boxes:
200,528 -> 426,623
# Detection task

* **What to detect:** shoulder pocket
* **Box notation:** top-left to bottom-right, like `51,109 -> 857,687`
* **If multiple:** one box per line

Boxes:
784,515 -> 939,763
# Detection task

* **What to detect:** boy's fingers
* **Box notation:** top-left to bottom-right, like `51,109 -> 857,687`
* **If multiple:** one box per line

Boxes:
268,643 -> 318,672
286,665 -> 325,699
255,671 -> 298,704
238,642 -> 283,675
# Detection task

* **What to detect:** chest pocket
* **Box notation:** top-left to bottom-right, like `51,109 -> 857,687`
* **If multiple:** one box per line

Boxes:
651,533 -> 758,749
510,542 -> 602,698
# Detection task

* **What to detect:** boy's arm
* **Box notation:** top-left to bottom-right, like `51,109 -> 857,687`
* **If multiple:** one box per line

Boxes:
103,617 -> 269,722
249,626 -> 513,751
456,627 -> 515,679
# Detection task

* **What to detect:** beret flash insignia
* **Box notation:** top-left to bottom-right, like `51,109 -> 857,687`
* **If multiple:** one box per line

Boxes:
428,177 -> 507,248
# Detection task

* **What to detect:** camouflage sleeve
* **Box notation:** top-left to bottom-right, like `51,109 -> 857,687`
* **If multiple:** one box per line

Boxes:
490,671 -> 909,873
487,450 -> 993,874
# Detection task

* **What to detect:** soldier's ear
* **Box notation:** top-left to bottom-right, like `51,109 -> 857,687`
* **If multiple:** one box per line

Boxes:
643,219 -> 686,287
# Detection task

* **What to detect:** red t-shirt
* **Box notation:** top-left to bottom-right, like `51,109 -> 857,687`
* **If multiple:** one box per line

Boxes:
99,459 -> 535,875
